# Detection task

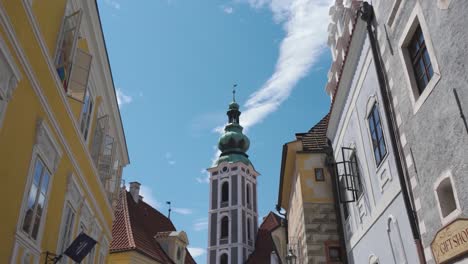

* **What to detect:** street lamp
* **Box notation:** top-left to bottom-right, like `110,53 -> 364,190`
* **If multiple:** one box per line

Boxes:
285,249 -> 297,264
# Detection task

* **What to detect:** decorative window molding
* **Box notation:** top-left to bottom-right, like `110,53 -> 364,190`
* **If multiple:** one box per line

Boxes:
35,119 -> 63,172
0,33 -> 21,130
219,214 -> 230,244
79,89 -> 95,142
369,254 -> 380,264
365,98 -> 388,168
434,170 -> 461,225
219,251 -> 229,264
398,3 -> 441,114
386,0 -> 404,28
220,180 -> 229,208
15,118 -> 62,254
386,215 -> 408,264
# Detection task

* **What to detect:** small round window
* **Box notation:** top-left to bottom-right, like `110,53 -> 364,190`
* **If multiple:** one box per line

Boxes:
222,166 -> 228,172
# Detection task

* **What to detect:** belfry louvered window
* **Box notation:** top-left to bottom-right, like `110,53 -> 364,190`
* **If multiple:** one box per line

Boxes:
221,182 -> 229,207
335,147 -> 363,203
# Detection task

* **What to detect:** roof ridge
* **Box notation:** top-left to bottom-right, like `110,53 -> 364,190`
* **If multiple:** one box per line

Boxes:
121,188 -> 136,248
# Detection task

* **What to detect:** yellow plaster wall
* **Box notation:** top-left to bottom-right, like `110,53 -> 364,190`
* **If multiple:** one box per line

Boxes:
296,153 -> 334,203
0,1 -> 113,263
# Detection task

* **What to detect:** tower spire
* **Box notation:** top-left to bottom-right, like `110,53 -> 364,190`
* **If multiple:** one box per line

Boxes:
232,84 -> 237,102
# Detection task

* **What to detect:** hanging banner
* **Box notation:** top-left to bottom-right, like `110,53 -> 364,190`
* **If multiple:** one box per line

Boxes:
431,218 -> 468,264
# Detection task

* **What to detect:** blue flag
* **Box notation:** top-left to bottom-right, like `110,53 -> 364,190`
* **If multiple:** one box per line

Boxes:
64,233 -> 97,263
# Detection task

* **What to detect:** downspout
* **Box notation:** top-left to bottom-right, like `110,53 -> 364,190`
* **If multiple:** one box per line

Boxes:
360,2 -> 426,263
326,142 -> 349,264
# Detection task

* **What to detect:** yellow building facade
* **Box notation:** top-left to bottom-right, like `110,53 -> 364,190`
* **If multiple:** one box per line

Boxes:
278,115 -> 344,263
0,1 -> 129,263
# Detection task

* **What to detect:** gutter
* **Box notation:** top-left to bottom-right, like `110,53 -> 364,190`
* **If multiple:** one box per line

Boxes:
360,2 -> 426,263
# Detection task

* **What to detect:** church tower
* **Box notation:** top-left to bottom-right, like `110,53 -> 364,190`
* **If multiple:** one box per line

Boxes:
207,93 -> 259,264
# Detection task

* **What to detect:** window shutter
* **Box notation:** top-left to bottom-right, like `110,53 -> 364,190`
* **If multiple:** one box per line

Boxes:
98,135 -> 115,183
68,49 -> 92,102
55,9 -> 82,90
91,115 -> 109,166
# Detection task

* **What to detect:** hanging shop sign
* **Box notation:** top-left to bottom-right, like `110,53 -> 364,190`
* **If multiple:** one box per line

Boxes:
431,218 -> 468,264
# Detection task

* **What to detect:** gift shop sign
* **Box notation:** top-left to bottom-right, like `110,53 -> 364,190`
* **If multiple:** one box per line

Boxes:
431,218 -> 468,263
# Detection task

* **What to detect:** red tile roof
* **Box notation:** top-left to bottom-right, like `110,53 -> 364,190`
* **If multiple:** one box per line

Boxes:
246,212 -> 284,264
110,188 -> 196,264
295,114 -> 330,152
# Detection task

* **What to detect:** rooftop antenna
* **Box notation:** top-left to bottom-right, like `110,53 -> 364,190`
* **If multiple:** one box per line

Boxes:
166,201 -> 172,219
232,84 -> 237,102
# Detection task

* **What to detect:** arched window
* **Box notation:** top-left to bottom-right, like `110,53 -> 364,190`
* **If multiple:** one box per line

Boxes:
221,182 -> 229,206
246,184 -> 251,206
221,216 -> 229,239
247,218 -> 252,241
220,253 -> 228,264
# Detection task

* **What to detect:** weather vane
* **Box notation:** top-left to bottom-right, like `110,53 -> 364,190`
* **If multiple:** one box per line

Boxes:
232,84 -> 237,102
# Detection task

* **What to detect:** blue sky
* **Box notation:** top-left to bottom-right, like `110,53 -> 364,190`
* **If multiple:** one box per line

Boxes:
97,0 -> 332,262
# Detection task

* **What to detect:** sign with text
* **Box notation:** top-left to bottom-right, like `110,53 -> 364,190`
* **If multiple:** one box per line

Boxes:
431,218 -> 468,264
64,233 -> 97,263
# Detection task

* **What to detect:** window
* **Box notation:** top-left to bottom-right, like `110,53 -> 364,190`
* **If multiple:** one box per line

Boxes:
247,218 -> 252,241
398,4 -> 441,113
315,168 -> 325,181
220,253 -> 228,264
350,153 -> 363,198
409,26 -> 433,95
22,158 -> 51,240
58,203 -> 76,254
246,184 -> 251,206
55,6 -> 92,102
436,178 -> 457,217
327,246 -> 342,263
0,36 -> 21,130
339,178 -> 350,220
221,216 -> 229,239
176,246 -> 182,260
368,104 -> 387,166
221,182 -> 229,207
80,89 -> 94,140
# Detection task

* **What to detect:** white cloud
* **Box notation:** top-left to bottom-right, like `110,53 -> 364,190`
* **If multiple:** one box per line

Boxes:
222,6 -> 235,14
172,207 -> 193,215
116,88 -> 132,106
218,0 -> 331,132
188,247 -> 206,258
165,152 -> 176,166
103,0 -> 121,10
193,218 -> 209,231
138,185 -> 161,209
196,168 -> 210,183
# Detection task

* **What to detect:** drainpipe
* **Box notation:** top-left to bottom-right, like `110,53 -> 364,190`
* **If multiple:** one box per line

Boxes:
359,2 -> 426,263
326,143 -> 349,264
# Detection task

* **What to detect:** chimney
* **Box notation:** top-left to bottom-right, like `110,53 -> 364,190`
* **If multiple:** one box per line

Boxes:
129,182 -> 141,203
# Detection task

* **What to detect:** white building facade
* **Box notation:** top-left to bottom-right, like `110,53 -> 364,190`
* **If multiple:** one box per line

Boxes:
207,99 -> 259,264
326,1 -> 422,263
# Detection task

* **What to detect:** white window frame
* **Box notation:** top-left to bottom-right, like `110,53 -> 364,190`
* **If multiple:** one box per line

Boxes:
16,119 -> 62,255
433,170 -> 461,225
365,95 -> 389,170
398,3 -> 441,115
386,215 -> 408,264
218,249 -> 230,264
0,34 -> 21,131
79,88 -> 95,142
